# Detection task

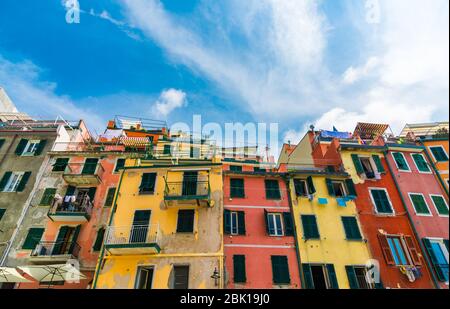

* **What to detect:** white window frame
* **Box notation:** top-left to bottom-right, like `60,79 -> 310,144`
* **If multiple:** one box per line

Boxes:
359,156 -> 379,179
391,152 -> 411,172
21,140 -> 40,156
427,238 -> 449,264
428,146 -> 449,163
369,187 -> 396,216
3,172 -> 24,192
429,194 -> 449,217
230,211 -> 239,235
134,265 -> 156,289
294,179 -> 309,197
268,213 -> 284,236
408,192 -> 432,217
411,153 -> 432,174
332,180 -> 347,197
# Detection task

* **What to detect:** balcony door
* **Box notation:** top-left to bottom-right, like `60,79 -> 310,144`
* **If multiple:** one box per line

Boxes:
130,210 -> 151,243
182,172 -> 198,196
81,158 -> 99,175
52,225 -> 81,255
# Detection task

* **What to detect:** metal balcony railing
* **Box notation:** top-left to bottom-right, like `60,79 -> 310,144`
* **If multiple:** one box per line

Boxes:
31,241 -> 81,258
63,162 -> 105,177
164,180 -> 210,199
48,197 -> 93,216
104,224 -> 160,246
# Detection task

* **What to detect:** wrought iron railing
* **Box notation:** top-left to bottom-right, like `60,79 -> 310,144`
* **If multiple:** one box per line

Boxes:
104,224 -> 160,246
164,180 -> 210,198
48,197 -> 93,216
63,162 -> 105,178
31,241 -> 80,258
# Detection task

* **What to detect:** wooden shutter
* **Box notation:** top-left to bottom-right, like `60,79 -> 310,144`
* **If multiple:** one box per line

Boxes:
34,140 -> 47,156
66,185 -> 76,196
53,158 -> 69,172
114,158 -> 125,172
22,228 -> 44,249
0,139 -> 4,150
224,209 -> 231,234
0,209 -> 6,221
404,235 -> 422,266
444,239 -> 449,252
177,210 -> 194,233
351,154 -> 364,174
237,211 -> 246,235
345,179 -> 357,197
82,158 -> 99,174
69,225 -> 82,254
326,264 -> 339,289
325,178 -> 335,196
302,215 -> 319,239
271,256 -> 290,284
39,188 -> 57,206
301,264 -> 314,289
15,139 -> 28,155
16,172 -> 31,192
345,266 -> 359,289
378,234 -> 395,265
422,238 -> 446,281
264,209 -> 271,235
104,187 -> 116,207
233,255 -> 247,283
140,173 -> 156,193
230,178 -> 244,198
283,212 -> 294,236
0,172 -> 12,191
372,155 -> 385,173
52,226 -> 69,254
88,187 -> 97,201
342,217 -> 362,240
265,180 -> 281,199
93,228 -> 105,251
294,179 -> 305,196
306,176 -> 316,194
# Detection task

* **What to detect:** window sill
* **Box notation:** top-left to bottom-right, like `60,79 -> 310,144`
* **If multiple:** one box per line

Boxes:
345,238 -> 364,241
138,191 -> 156,195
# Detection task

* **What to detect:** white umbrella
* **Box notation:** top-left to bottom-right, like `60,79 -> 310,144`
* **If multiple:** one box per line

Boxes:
18,264 -> 86,284
0,267 -> 32,283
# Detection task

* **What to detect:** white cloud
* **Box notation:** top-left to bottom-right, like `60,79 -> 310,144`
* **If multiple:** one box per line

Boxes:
342,57 -> 379,84
152,88 -> 187,117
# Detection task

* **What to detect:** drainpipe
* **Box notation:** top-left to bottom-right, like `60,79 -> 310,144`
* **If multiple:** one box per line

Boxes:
383,150 -> 441,289
283,175 -> 305,289
417,140 -> 449,198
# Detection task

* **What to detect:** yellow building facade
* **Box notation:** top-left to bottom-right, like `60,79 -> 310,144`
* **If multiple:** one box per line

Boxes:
92,158 -> 224,289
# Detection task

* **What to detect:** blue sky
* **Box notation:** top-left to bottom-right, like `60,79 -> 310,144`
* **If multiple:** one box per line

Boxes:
0,0 -> 448,145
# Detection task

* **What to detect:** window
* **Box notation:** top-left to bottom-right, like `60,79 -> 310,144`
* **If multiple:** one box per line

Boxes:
392,152 -> 410,171
0,209 -> 5,221
163,145 -> 171,155
265,179 -> 281,200
409,193 -> 431,215
22,228 -> 45,250
294,179 -> 308,197
21,140 -> 40,156
342,217 -> 363,240
326,179 -> 347,197
254,167 -> 266,172
224,210 -> 245,235
230,178 -> 245,198
271,256 -> 290,284
387,236 -> 409,265
139,173 -> 157,194
229,165 -> 242,172
104,187 -> 116,207
81,158 -> 99,175
411,154 -> 431,173
177,210 -> 195,233
430,195 -> 449,216
370,189 -> 394,214
302,264 -> 339,289
378,234 -> 421,267
39,188 -> 57,206
346,266 -> 374,289
92,228 -> 105,251
423,238 -> 449,282
0,139 -> 4,151
429,146 -> 449,162
173,266 -> 189,289
360,157 -> 376,179
301,215 -> 320,239
114,158 -> 126,173
233,255 -> 247,283
266,213 -> 284,236
135,266 -> 154,289
0,172 -> 31,193
52,158 -> 69,172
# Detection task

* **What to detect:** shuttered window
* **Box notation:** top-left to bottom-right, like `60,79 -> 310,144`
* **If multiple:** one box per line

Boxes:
370,189 -> 394,214
81,158 -> 99,175
301,215 -> 320,239
423,238 -> 449,282
0,139 -> 4,150
0,209 -> 6,221
104,187 -> 116,207
265,179 -> 281,200
52,158 -> 69,172
409,193 -> 431,215
22,228 -> 44,249
392,152 -> 410,171
342,217 -> 362,240
412,154 -> 431,173
294,179 -> 307,196
431,195 -> 449,216
139,173 -> 157,194
177,210 -> 195,233
230,178 -> 245,198
93,228 -> 105,251
229,165 -> 242,172
372,155 -> 385,173
39,188 -> 57,206
351,154 -> 364,174
271,256 -> 290,284
233,255 -> 247,283
114,159 -> 126,173
173,266 -> 189,289
430,146 -> 449,162
283,213 -> 294,236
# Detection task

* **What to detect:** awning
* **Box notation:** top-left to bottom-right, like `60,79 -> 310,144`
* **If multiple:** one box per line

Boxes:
353,122 -> 389,140
18,264 -> 87,283
0,267 -> 32,283
120,136 -> 152,147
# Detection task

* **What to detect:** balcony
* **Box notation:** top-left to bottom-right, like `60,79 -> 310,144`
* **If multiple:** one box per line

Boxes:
30,241 -> 80,264
62,161 -> 104,186
164,179 -> 211,207
104,224 -> 161,255
47,198 -> 92,222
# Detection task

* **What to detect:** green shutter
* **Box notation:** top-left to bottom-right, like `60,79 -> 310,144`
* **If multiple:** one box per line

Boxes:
237,211 -> 246,235
224,209 -> 231,234
301,215 -> 320,239
410,194 -> 430,215
65,185 -> 76,196
422,238 -> 446,281
265,180 -> 281,199
372,155 -> 385,173
264,209 -> 272,235
294,179 -> 305,196
15,139 -> 28,156
88,187 -> 97,201
393,152 -> 409,170
177,210 -> 195,233
345,179 -> 357,197
39,188 -> 57,206
0,171 -> 12,191
0,209 -> 5,221
325,178 -> 335,196
342,217 -> 362,240
412,154 -> 430,172
301,264 -> 314,289
52,226 -> 69,254
431,147 -> 449,162
69,225 -> 82,254
271,256 -> 290,284
444,239 -> 449,252
115,158 -> 125,172
93,228 -> 105,251
0,139 -> 5,150
326,264 -> 339,289
306,176 -> 316,194
351,154 -> 364,174
431,195 -> 449,216
345,266 -> 359,289
163,145 -> 171,155
233,255 -> 247,283
139,173 -> 156,193
82,158 -> 99,174
283,212 -> 294,236
16,172 -> 31,192
22,228 -> 44,249
371,190 -> 393,214
230,178 -> 245,198
104,187 -> 116,207
34,140 -> 47,156
53,158 -> 69,172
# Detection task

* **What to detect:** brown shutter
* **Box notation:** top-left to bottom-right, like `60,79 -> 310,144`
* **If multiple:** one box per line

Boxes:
404,235 -> 422,266
378,234 -> 395,265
